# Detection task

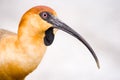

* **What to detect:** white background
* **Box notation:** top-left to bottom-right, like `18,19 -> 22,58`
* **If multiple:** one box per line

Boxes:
0,0 -> 120,80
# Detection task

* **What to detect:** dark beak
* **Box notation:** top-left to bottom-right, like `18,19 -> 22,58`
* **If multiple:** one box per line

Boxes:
40,12 -> 100,69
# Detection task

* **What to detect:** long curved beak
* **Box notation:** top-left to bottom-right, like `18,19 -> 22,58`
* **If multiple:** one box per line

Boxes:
45,13 -> 100,69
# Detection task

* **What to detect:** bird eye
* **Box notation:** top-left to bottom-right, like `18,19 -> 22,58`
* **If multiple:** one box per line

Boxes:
40,12 -> 48,20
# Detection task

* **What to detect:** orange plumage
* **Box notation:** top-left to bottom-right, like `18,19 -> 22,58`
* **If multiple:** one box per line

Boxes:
0,6 -> 56,80
0,5 -> 99,80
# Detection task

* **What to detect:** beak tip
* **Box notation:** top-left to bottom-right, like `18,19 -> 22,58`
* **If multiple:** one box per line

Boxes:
97,61 -> 100,69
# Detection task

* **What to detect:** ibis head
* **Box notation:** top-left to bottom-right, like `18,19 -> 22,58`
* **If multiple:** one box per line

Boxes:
19,5 -> 100,68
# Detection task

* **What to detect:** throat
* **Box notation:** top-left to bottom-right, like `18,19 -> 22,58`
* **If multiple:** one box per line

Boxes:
44,27 -> 54,46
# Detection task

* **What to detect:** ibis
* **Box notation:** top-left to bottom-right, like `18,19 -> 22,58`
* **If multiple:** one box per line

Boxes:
0,5 -> 100,80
